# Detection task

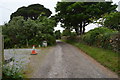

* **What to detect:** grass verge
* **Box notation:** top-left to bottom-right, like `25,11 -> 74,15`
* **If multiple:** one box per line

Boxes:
66,40 -> 119,75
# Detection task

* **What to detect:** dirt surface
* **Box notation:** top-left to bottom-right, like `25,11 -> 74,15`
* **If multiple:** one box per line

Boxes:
25,40 -> 118,78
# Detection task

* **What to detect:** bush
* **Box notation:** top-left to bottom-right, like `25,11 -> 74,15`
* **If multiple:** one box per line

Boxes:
81,27 -> 119,52
104,12 -> 120,31
110,33 -> 120,52
2,58 -> 24,79
3,16 -> 56,48
64,32 -> 78,42
45,34 -> 56,46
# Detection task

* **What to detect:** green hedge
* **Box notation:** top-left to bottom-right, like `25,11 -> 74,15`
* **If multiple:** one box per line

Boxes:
81,27 -> 119,52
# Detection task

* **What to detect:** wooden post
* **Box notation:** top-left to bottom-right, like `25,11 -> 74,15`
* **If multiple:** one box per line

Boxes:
0,26 -> 4,79
0,34 -> 3,79
2,36 -> 4,64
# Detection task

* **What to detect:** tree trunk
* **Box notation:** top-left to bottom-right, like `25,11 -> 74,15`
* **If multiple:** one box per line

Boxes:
0,35 -> 3,79
0,35 -> 4,64
26,39 -> 29,47
75,27 -> 79,35
83,26 -> 85,34
82,21 -> 86,34
80,27 -> 82,35
79,23 -> 83,35
2,36 -> 4,63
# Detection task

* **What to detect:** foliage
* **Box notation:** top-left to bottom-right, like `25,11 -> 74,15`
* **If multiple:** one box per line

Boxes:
62,29 -> 71,36
45,34 -> 56,46
103,12 -> 120,31
10,4 -> 52,20
2,16 -> 56,49
3,16 -> 25,48
110,33 -> 120,52
2,58 -> 24,79
55,2 -> 117,35
55,30 -> 61,39
81,27 -> 119,52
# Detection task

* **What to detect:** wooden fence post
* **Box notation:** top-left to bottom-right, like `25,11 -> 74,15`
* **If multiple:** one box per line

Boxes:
0,26 -> 4,79
0,33 -> 3,79
2,36 -> 4,64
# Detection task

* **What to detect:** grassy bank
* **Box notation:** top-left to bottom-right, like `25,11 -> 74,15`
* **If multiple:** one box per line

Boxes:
66,40 -> 119,75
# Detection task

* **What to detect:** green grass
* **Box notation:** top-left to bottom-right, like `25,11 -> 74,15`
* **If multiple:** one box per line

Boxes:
66,41 -> 119,75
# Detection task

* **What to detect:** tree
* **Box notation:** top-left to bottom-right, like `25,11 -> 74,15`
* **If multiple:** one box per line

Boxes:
103,12 -> 120,31
10,4 -> 52,20
55,2 -> 117,35
55,30 -> 61,39
3,15 -> 56,48
62,29 -> 71,36
2,16 -> 25,48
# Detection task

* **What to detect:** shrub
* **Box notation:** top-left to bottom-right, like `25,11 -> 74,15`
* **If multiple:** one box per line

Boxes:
3,16 -> 56,49
81,27 -> 119,52
2,58 -> 24,79
110,33 -> 120,52
43,34 -> 56,46
104,12 -> 120,31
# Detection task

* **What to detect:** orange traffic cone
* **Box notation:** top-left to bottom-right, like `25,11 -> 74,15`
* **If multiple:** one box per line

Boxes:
31,45 -> 37,55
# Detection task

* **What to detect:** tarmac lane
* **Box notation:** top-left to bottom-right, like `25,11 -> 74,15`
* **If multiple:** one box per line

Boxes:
3,40 -> 118,78
25,41 -> 118,78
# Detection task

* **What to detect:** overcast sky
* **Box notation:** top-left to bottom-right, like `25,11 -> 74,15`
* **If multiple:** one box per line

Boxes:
0,0 -> 119,32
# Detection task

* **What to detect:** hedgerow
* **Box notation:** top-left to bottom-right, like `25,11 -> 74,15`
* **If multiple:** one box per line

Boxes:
81,27 -> 119,52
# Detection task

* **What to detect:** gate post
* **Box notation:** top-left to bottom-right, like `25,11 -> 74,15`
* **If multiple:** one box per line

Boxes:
0,27 -> 2,79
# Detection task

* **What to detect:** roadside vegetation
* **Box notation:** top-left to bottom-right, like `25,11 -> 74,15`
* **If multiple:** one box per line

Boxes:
55,30 -> 61,39
2,15 -> 56,49
81,27 -> 119,53
2,58 -> 24,79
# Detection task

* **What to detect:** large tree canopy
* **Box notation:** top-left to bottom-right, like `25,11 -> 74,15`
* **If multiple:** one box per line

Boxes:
3,16 -> 56,48
103,12 -> 120,31
10,4 -> 52,20
55,2 -> 117,35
